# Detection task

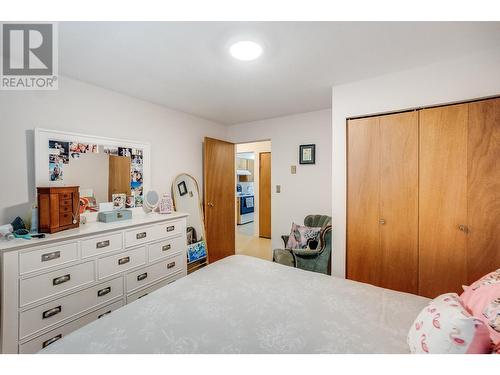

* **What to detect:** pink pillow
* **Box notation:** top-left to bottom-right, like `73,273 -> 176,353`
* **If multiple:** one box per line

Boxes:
460,269 -> 500,346
286,222 -> 321,250
407,293 -> 492,354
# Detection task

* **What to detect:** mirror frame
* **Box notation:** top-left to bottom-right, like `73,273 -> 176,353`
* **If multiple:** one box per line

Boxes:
34,127 -> 151,206
171,173 -> 208,253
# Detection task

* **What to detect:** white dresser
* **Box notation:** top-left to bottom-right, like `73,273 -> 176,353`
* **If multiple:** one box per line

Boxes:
0,212 -> 188,354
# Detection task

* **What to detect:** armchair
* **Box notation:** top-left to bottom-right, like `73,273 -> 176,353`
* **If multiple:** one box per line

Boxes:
273,215 -> 332,275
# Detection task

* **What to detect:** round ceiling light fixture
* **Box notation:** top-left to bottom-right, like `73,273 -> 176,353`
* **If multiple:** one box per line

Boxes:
229,40 -> 263,61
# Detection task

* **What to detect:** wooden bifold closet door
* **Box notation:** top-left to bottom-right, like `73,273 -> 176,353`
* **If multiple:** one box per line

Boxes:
419,104 -> 468,298
347,112 -> 419,294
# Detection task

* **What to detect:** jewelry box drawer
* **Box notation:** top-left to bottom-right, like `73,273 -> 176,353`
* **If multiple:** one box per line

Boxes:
19,242 -> 79,275
59,212 -> 74,226
126,273 -> 182,304
153,220 -> 183,240
124,226 -> 155,248
148,235 -> 185,263
19,277 -> 123,339
126,253 -> 184,293
81,233 -> 123,258
97,246 -> 146,280
20,262 -> 95,307
19,300 -> 124,354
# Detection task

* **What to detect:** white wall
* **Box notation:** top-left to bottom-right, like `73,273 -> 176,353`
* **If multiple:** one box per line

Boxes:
228,109 -> 332,251
236,141 -> 272,236
0,76 -> 227,224
331,48 -> 500,278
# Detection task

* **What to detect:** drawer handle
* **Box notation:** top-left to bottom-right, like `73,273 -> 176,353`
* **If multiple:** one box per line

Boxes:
42,305 -> 62,319
98,310 -> 112,319
42,334 -> 62,348
53,274 -> 71,286
136,232 -> 147,240
41,251 -> 61,262
138,293 -> 148,299
137,272 -> 148,281
167,261 -> 176,269
96,240 -> 110,249
166,225 -> 175,232
162,244 -> 171,252
118,256 -> 130,265
97,286 -> 111,297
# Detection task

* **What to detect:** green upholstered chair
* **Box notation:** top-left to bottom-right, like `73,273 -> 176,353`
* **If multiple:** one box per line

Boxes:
273,215 -> 332,275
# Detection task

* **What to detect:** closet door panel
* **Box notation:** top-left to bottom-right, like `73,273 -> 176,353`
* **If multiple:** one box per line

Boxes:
347,117 -> 381,285
379,112 -> 419,294
467,98 -> 500,283
419,104 -> 468,298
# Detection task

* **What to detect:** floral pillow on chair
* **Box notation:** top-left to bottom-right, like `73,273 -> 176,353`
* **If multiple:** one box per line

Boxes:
286,222 -> 322,250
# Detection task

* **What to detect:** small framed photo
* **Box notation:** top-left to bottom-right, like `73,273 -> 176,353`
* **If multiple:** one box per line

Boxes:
177,181 -> 188,196
299,144 -> 316,165
112,193 -> 126,210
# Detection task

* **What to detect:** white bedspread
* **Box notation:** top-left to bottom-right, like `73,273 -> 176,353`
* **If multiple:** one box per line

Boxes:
42,255 -> 428,354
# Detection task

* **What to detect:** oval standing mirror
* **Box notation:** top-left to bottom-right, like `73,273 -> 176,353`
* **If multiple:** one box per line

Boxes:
172,174 -> 208,273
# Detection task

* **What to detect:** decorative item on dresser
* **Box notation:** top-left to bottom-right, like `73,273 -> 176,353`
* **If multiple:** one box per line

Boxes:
347,96 -> 500,298
0,212 -> 188,353
37,186 -> 80,234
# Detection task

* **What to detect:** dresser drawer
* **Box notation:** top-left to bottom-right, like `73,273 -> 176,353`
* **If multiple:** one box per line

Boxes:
126,253 -> 184,293
20,262 -> 95,307
19,300 -> 124,354
97,246 -> 146,280
19,242 -> 79,275
148,235 -> 185,263
124,226 -> 155,248
19,277 -> 123,339
81,233 -> 123,258
153,220 -> 183,240
126,272 -> 182,304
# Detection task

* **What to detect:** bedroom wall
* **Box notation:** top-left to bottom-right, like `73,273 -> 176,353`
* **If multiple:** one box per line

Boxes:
227,109 -> 332,251
0,75 -> 227,224
331,48 -> 500,278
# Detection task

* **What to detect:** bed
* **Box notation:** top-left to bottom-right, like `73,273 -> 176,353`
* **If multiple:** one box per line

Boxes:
42,255 -> 429,354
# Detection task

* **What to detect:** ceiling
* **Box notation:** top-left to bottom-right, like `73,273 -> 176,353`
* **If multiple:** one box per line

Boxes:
59,22 -> 500,125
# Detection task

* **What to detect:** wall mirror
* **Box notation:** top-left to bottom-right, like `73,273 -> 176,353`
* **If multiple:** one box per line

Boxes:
172,173 -> 208,271
35,128 -> 151,214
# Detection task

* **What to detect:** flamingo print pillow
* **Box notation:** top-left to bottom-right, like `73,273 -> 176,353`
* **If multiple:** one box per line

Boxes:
460,269 -> 500,347
407,293 -> 492,354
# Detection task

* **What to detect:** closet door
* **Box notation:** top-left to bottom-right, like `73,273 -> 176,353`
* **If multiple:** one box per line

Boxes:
419,104 -> 468,298
347,117 -> 381,285
379,112 -> 419,294
467,98 -> 500,283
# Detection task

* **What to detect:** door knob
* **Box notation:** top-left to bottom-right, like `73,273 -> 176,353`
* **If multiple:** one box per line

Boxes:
379,219 -> 386,225
207,202 -> 214,207
458,224 -> 469,233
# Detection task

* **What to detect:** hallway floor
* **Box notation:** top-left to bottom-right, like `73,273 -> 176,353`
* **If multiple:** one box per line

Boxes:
236,222 -> 272,261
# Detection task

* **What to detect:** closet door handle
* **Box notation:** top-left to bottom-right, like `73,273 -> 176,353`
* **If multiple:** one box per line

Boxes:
379,219 -> 386,225
207,202 -> 214,207
458,224 -> 469,233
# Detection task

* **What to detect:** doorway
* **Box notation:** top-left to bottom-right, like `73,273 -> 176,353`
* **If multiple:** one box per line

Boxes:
235,141 -> 272,261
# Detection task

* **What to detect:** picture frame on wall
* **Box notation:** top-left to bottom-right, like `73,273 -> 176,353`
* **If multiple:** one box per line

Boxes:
177,180 -> 188,196
299,144 -> 316,165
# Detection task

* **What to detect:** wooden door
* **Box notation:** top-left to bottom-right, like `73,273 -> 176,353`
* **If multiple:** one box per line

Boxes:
204,137 -> 235,263
347,117 -> 381,285
419,104 -> 468,298
379,112 -> 419,294
259,152 -> 271,238
467,98 -> 500,283
108,155 -> 131,200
